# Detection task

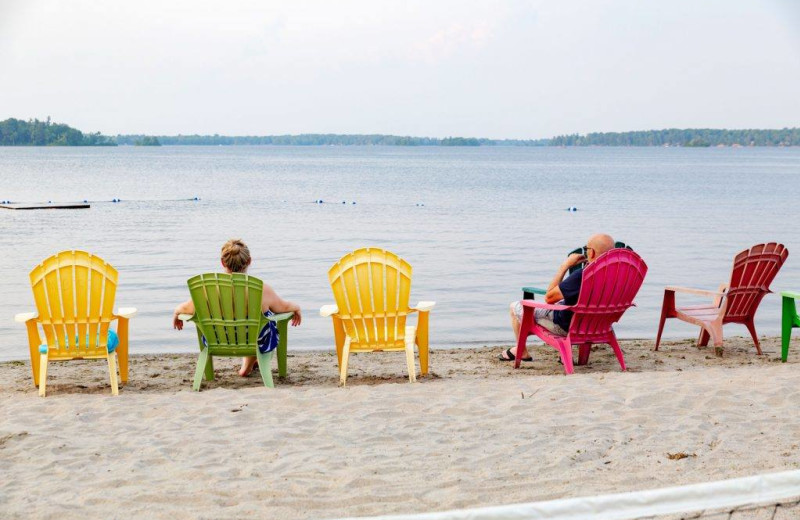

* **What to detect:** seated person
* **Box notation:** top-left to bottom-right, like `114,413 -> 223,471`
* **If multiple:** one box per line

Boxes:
172,238 -> 302,376
500,233 -> 615,361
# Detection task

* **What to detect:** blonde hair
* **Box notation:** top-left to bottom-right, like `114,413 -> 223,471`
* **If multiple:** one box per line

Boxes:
221,239 -> 251,273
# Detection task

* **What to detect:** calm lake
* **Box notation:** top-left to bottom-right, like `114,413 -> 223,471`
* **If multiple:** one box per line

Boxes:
0,146 -> 798,360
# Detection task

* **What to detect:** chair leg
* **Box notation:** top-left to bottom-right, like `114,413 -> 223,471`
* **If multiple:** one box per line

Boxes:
416,311 -> 430,376
204,354 -> 215,381
332,317 -> 346,370
117,318 -> 129,383
782,296 -> 796,362
708,323 -> 724,356
405,339 -> 417,383
256,350 -> 275,388
514,333 -> 527,370
276,320 -> 288,378
654,290 -> 675,351
193,348 -> 210,391
515,307 -> 534,369
38,353 -> 48,397
339,337 -> 351,387
697,329 -> 711,347
655,314 -> 667,351
608,336 -> 626,372
744,319 -> 761,355
577,343 -> 591,366
560,342 -> 574,375
107,353 -> 119,396
417,340 -> 429,377
26,321 -> 42,387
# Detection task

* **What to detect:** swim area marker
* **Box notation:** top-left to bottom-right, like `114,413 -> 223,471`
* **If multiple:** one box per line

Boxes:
0,197 -> 201,210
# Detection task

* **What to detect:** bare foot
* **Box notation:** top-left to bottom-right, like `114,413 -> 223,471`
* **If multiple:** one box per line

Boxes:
239,356 -> 257,377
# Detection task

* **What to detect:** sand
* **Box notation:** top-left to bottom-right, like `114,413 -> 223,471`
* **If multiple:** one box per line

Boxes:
1,336 -> 799,519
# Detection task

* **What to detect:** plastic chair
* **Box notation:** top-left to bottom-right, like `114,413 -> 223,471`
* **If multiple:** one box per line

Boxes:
655,243 -> 788,355
516,249 -> 648,374
320,248 -> 435,385
14,251 -> 136,396
179,273 -> 293,390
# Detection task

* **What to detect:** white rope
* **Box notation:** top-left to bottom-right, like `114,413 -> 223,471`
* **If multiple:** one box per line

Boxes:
336,470 -> 800,520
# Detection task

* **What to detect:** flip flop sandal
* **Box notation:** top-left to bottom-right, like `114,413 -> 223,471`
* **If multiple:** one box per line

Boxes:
499,348 -> 533,362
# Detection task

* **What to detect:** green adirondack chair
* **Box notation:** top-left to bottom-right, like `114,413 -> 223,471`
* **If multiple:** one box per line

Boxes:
522,241 -> 632,299
781,291 -> 800,362
178,273 -> 293,390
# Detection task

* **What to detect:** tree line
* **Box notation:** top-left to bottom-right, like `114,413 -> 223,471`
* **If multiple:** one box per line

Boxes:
114,133 -> 549,146
3,117 -> 799,147
549,128 -> 800,147
0,118 -> 116,146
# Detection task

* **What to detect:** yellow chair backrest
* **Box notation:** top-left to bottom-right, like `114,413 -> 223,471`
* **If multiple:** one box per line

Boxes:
328,248 -> 412,350
29,251 -> 118,359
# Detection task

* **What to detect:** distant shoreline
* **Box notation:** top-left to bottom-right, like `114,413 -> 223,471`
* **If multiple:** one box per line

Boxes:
2,118 -> 799,147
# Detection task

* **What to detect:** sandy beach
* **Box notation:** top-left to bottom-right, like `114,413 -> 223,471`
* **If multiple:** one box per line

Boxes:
1,336 -> 799,519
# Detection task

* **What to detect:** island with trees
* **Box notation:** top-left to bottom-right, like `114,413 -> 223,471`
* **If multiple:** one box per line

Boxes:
133,136 -> 161,146
549,128 -> 800,147
0,118 -> 116,146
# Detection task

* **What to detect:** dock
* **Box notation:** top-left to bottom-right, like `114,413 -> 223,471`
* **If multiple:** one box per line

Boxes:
0,203 -> 90,210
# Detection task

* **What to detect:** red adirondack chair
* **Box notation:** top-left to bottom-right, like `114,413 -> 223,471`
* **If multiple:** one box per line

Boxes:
516,249 -> 648,374
655,243 -> 788,354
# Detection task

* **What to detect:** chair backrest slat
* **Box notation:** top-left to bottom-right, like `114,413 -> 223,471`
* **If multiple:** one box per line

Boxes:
187,273 -> 264,351
569,249 -> 648,340
328,248 -> 413,347
29,251 -> 118,358
724,243 -> 788,322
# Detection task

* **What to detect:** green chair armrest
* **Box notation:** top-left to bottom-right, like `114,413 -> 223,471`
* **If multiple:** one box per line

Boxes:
782,291 -> 800,300
522,286 -> 547,299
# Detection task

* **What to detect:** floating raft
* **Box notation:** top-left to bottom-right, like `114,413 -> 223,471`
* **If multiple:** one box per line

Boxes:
0,203 -> 90,210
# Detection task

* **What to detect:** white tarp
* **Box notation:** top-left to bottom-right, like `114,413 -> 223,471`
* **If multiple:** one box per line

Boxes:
335,469 -> 800,520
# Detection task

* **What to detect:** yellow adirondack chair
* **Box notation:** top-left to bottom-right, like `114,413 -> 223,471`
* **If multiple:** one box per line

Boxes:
14,251 -> 137,396
320,248 -> 435,385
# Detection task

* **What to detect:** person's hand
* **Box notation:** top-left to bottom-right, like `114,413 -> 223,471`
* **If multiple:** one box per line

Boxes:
173,313 -> 184,330
291,309 -> 302,327
564,253 -> 586,269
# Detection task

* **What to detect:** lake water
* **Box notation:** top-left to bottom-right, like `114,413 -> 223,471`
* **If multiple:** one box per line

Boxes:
0,146 -> 798,360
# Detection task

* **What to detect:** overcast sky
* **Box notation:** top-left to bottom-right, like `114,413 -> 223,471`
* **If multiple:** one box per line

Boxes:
1,0 -> 798,139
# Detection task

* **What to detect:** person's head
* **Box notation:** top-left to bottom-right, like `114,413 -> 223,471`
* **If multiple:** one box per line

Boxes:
220,238 -> 251,273
585,234 -> 615,264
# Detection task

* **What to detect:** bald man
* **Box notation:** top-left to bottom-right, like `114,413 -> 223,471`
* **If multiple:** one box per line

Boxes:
500,233 -> 615,361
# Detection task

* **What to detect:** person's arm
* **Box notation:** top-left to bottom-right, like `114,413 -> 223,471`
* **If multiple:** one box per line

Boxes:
173,299 -> 194,330
544,253 -> 585,304
262,284 -> 302,326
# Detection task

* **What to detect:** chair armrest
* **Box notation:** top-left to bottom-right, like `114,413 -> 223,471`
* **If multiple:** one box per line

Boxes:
267,312 -> 294,322
115,307 -> 138,319
665,286 -> 725,298
320,304 -> 339,317
14,311 -> 37,323
177,313 -> 195,322
411,301 -> 436,312
782,291 -> 800,300
521,286 -> 547,295
520,300 -> 571,312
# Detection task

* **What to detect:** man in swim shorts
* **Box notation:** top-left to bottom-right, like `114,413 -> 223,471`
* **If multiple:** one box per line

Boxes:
500,233 -> 615,361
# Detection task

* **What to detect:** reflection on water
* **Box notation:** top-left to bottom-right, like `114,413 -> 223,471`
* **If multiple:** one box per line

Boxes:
0,146 -> 798,360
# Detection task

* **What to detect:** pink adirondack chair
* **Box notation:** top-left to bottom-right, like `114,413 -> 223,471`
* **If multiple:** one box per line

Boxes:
515,249 -> 648,374
655,243 -> 788,354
